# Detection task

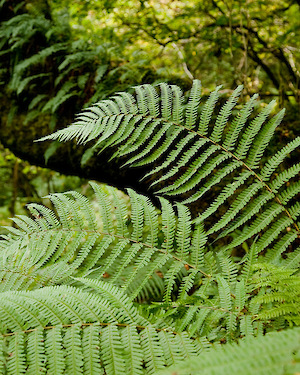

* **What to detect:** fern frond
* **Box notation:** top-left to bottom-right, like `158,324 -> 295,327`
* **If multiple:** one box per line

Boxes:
177,306 -> 200,334
197,85 -> 222,134
222,93 -> 258,150
158,330 -> 185,366
1,182 -> 210,300
210,85 -> 243,143
189,223 -> 206,269
101,324 -> 126,375
240,315 -> 254,337
164,263 -> 184,303
234,279 -> 246,314
82,324 -> 103,374
234,99 -> 276,159
121,325 -> 144,375
141,325 -> 165,374
175,203 -> 192,260
178,269 -> 199,301
246,109 -> 285,168
39,82 -> 299,256
0,284 -> 208,373
159,197 -> 176,253
216,252 -> 238,285
26,328 -> 47,374
7,332 -> 27,374
171,85 -> 184,124
240,242 -> 259,286
217,276 -> 232,311
44,326 -> 65,375
64,323 -> 84,374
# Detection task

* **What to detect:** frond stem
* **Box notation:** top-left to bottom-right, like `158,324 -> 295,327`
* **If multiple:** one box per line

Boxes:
1,321 -> 191,338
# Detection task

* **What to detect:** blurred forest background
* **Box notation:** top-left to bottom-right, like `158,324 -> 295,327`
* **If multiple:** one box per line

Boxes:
0,0 -> 299,227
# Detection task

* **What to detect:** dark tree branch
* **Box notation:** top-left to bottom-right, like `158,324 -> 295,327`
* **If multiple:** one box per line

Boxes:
246,40 -> 281,91
0,96 -> 150,198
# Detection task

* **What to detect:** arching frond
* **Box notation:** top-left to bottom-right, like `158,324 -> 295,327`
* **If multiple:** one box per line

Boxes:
39,81 -> 300,255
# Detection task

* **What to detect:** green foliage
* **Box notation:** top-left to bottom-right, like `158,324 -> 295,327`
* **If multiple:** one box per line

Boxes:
48,0 -> 300,108
0,1 -> 165,135
0,1 -> 299,371
41,80 -> 300,255
1,82 -> 300,373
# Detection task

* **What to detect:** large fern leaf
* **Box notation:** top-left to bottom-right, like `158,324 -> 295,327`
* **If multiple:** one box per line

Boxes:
39,81 -> 300,256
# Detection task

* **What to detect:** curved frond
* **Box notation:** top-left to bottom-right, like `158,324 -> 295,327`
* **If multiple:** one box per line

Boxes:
38,82 -> 300,255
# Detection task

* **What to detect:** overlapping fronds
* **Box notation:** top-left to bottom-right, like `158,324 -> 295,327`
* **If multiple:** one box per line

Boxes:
1,77 -> 300,373
0,182 -> 209,300
162,328 -> 300,375
134,255 -> 300,343
39,81 -> 300,255
3,180 -> 297,340
0,285 -> 202,375
250,263 -> 300,325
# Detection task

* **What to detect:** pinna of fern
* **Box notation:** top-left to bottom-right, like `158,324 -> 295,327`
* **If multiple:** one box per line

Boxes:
39,80 -> 300,258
